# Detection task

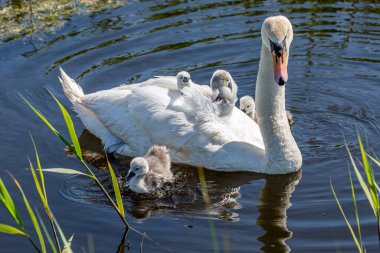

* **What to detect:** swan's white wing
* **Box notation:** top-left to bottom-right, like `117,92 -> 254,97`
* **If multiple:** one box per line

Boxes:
80,86 -> 205,158
115,76 -> 178,90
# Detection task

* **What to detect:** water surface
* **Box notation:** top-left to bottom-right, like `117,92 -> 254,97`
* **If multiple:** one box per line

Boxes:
1,1 -> 380,252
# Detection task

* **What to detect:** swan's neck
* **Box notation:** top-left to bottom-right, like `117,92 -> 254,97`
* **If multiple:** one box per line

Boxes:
255,45 -> 302,173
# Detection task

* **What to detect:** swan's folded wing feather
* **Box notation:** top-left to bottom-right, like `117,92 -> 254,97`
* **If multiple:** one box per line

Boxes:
80,86 -> 200,156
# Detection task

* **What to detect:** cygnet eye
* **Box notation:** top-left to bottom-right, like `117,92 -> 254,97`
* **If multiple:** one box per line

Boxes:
135,167 -> 139,171
247,105 -> 250,108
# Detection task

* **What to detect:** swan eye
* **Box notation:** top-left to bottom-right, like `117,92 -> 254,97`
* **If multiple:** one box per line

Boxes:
269,37 -> 287,57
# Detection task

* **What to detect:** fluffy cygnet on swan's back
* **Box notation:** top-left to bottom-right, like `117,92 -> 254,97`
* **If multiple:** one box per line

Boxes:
125,145 -> 173,194
239,95 -> 256,121
209,70 -> 238,117
239,95 -> 294,126
176,71 -> 191,90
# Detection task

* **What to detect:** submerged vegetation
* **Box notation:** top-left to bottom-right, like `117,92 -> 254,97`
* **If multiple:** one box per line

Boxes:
0,0 -> 123,42
331,134 -> 380,252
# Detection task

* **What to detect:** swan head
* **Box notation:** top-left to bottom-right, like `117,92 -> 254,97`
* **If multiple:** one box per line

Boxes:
261,15 -> 293,86
176,71 -> 191,89
239,95 -> 255,115
210,70 -> 238,104
126,157 -> 149,182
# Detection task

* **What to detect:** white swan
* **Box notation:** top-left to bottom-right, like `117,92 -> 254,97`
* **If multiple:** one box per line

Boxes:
59,15 -> 301,174
126,145 -> 173,193
123,71 -> 213,97
239,95 -> 294,126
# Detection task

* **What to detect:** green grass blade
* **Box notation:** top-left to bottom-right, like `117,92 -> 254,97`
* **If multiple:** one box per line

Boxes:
107,159 -> 124,219
331,179 -> 362,252
62,234 -> 74,253
28,159 -> 48,210
42,168 -> 92,178
35,209 -> 57,253
348,169 -> 363,251
367,154 -> 380,193
197,167 -> 219,253
0,178 -> 23,228
52,215 -> 73,253
49,92 -> 82,160
0,224 -> 27,236
358,134 -> 379,219
30,136 -> 47,198
346,144 -> 375,213
21,96 -> 72,149
11,175 -> 46,253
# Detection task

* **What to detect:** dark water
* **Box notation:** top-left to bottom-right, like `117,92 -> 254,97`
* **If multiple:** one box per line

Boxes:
1,1 -> 380,252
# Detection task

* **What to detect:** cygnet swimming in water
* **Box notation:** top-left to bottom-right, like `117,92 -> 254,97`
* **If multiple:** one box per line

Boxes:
239,95 -> 294,126
209,70 -> 238,117
125,145 -> 173,194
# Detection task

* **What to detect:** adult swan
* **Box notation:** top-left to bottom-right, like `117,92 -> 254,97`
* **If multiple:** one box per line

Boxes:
59,15 -> 302,174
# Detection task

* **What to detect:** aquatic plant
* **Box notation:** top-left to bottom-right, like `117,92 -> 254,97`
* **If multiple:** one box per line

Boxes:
0,93 -> 149,252
22,93 -> 129,228
0,0 -> 123,42
0,146 -> 73,253
331,133 -> 380,252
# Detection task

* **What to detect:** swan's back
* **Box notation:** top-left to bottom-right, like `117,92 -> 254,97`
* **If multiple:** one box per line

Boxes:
59,69 -> 265,171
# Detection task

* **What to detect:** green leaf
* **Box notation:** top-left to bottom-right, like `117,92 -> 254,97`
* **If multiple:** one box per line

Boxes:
0,224 -> 27,236
331,179 -> 362,253
62,234 -> 74,253
53,215 -> 73,253
49,92 -> 82,159
35,209 -> 57,253
107,159 -> 124,219
30,136 -> 47,198
42,168 -> 91,178
358,134 -> 379,219
346,144 -> 375,214
348,169 -> 363,251
367,154 -> 380,193
11,175 -> 46,253
28,159 -> 48,212
21,95 -> 72,148
0,178 -> 23,228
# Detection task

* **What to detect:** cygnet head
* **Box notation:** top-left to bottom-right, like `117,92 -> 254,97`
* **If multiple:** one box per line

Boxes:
239,95 -> 255,115
126,157 -> 149,182
210,70 -> 238,103
261,15 -> 293,86
176,71 -> 191,89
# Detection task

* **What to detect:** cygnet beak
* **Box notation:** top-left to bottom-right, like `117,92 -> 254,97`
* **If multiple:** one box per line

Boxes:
242,108 -> 246,113
126,171 -> 136,182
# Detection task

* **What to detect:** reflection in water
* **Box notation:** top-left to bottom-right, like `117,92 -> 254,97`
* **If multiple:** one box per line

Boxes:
257,171 -> 301,253
64,130 -> 301,252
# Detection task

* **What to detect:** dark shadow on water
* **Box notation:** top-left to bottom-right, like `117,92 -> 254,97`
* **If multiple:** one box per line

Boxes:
63,129 -> 302,252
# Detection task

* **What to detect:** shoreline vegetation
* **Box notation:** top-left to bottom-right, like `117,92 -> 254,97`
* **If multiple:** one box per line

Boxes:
331,134 -> 380,253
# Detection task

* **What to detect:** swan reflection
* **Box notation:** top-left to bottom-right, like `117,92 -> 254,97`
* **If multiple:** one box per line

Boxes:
64,130 -> 301,252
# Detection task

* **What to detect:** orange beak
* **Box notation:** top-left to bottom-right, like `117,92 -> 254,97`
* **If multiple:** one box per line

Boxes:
272,50 -> 288,85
